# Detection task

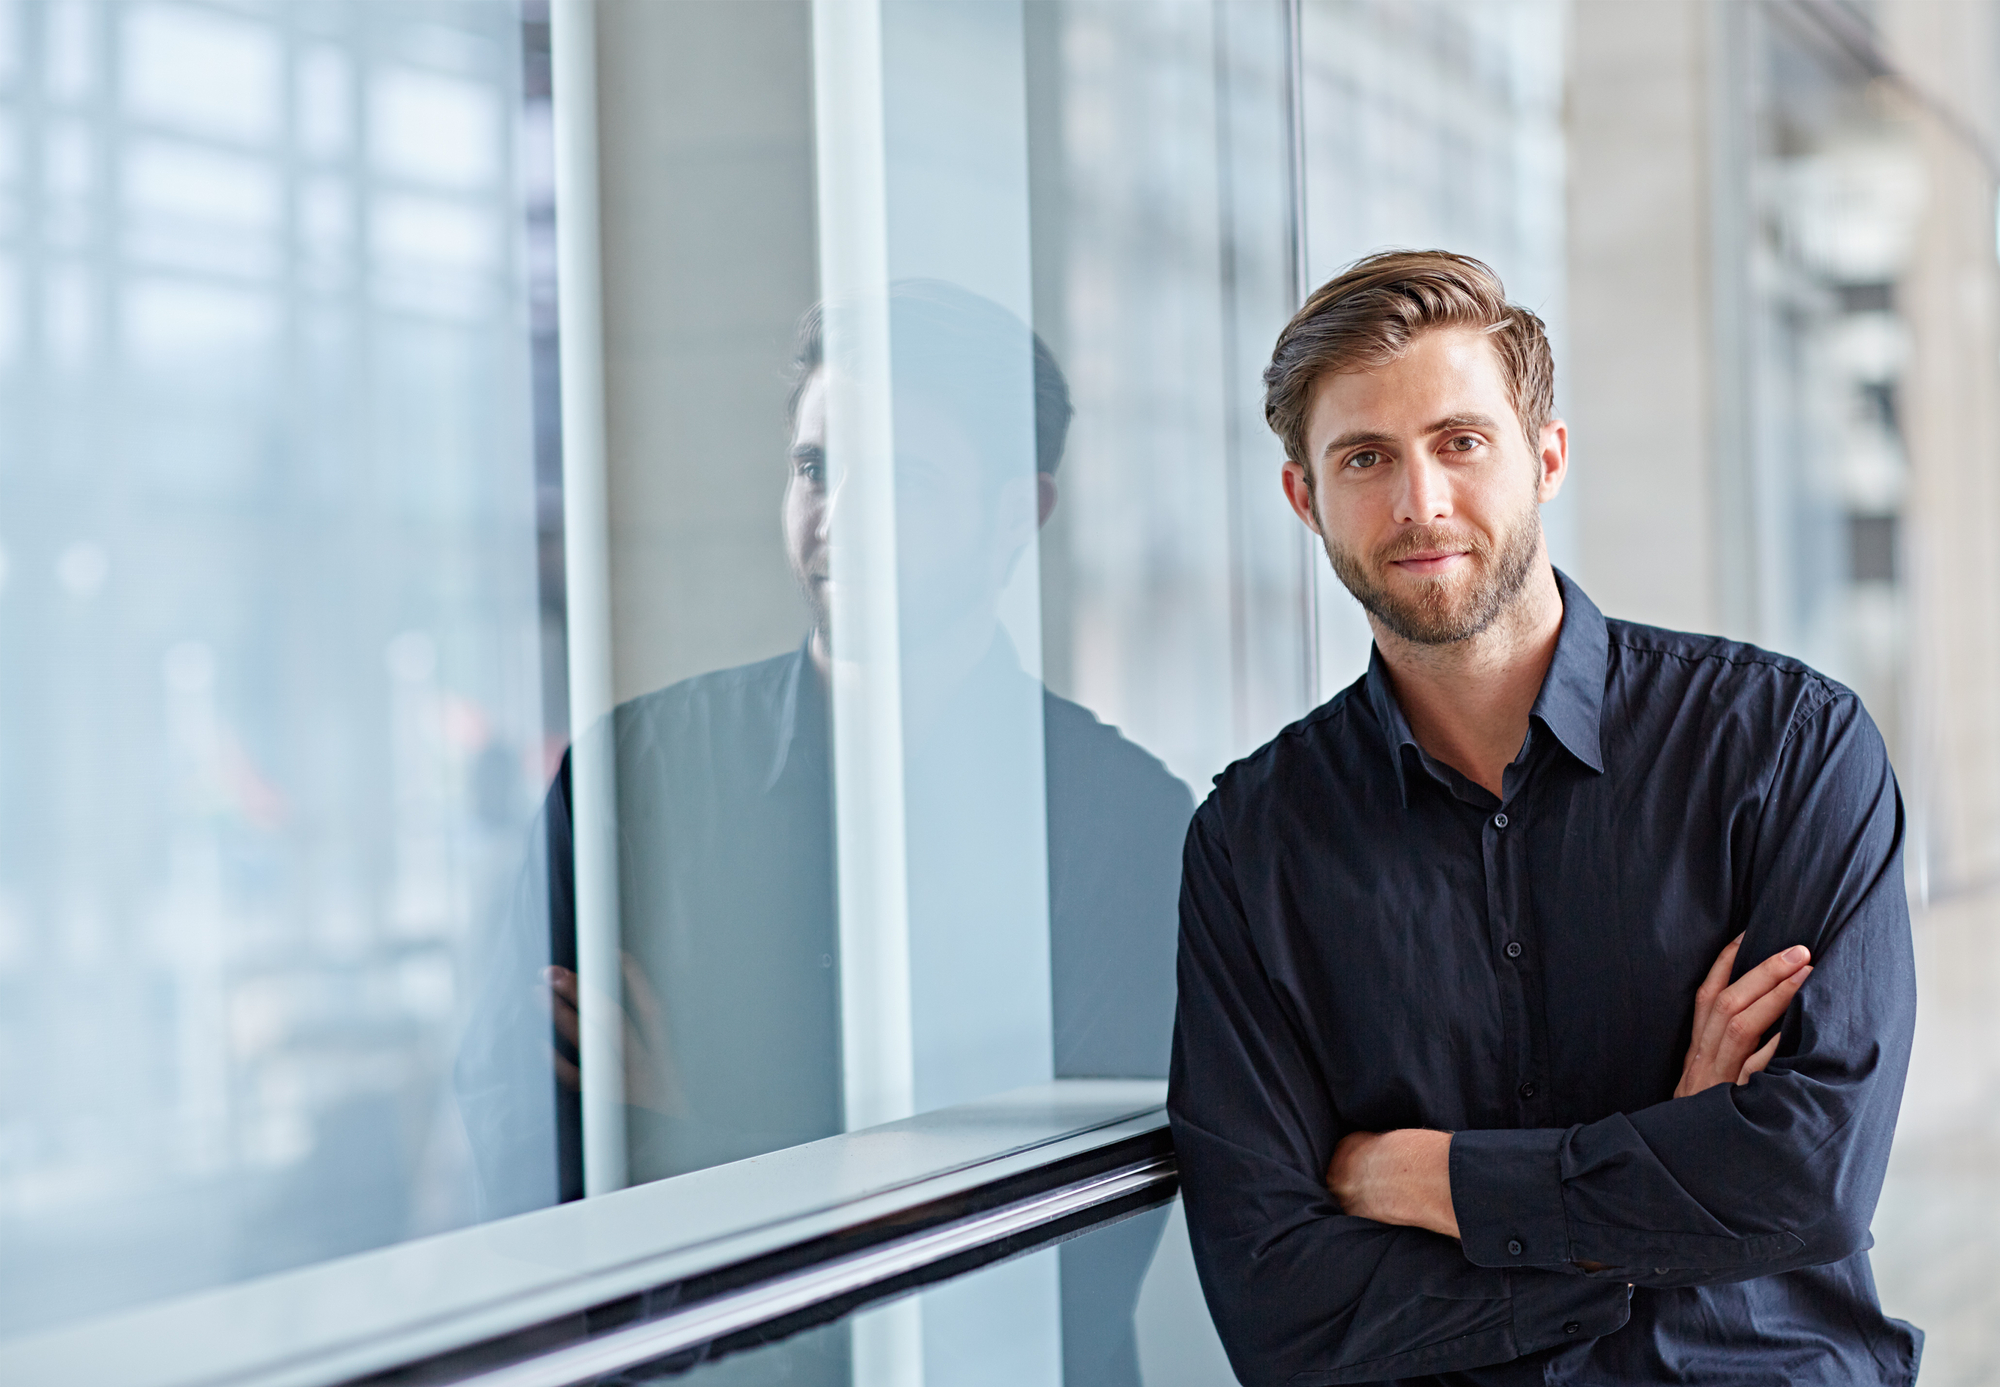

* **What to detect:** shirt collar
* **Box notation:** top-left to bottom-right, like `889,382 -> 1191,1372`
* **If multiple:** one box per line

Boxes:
1364,567 -> 1608,808
1532,569 -> 1608,777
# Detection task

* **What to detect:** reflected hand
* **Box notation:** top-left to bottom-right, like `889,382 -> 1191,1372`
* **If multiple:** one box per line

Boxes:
541,954 -> 685,1115
1674,933 -> 1812,1098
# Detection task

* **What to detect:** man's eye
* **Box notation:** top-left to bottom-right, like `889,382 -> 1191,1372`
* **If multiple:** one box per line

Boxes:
795,458 -> 825,483
1344,450 -> 1382,471
1446,435 -> 1481,453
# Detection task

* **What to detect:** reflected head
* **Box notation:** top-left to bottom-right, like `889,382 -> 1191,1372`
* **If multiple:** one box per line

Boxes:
1263,250 -> 1553,490
787,280 -> 1074,480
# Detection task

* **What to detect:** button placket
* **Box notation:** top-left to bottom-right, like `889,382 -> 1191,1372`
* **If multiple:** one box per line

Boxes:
1482,799 -> 1539,1126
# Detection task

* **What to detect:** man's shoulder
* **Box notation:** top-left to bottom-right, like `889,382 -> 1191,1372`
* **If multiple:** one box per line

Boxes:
609,650 -> 803,774
1200,678 -> 1371,822
617,650 -> 799,724
1042,690 -> 1195,817
1602,617 -> 1855,733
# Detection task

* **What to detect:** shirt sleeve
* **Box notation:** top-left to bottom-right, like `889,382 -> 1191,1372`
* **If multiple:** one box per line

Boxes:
1451,689 -> 1917,1287
453,756 -> 581,1216
1168,803 -> 1631,1387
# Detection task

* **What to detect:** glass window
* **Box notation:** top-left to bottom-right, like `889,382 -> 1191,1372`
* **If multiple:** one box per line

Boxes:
486,0 -> 1313,1206
0,0 -> 544,1334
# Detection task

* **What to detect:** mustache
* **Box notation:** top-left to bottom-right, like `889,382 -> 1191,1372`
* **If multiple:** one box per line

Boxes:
1373,525 -> 1492,567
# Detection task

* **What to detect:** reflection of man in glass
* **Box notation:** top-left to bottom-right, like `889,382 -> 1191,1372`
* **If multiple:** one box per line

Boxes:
459,281 -> 1192,1384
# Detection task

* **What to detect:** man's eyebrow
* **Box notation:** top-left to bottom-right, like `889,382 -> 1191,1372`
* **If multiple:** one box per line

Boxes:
1320,428 -> 1396,458
789,441 -> 824,459
1427,412 -> 1500,434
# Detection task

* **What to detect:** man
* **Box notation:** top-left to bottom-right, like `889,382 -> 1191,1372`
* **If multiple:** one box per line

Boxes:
457,281 -> 1192,1384
1168,250 -> 1921,1385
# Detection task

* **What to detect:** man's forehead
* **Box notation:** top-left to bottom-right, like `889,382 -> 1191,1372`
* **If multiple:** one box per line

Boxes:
1307,329 -> 1513,443
791,371 -> 985,470
790,370 -> 828,447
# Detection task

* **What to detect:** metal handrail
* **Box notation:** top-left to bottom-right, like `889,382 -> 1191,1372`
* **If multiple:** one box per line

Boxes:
449,1153 -> 1177,1387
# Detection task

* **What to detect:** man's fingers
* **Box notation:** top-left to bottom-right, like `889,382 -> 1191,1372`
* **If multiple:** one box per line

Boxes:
541,969 -> 581,1047
622,952 -> 668,1049
1695,933 -> 1744,1009
553,1050 -> 580,1091
1678,942 -> 1813,1099
1737,1030 -> 1783,1085
1719,944 -> 1811,1014
1699,944 -> 1808,1053
1720,964 -> 1811,1057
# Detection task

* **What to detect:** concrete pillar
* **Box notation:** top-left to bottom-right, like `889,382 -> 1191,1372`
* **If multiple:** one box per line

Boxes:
594,0 -> 818,702
1564,0 -> 1720,632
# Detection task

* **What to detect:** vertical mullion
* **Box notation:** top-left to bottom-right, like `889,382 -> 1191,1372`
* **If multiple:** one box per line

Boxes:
1281,0 -> 1319,710
547,0 -> 625,1199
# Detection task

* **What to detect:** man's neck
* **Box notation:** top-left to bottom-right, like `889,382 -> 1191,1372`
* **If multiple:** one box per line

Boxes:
1372,560 -> 1564,799
809,608 -> 1002,750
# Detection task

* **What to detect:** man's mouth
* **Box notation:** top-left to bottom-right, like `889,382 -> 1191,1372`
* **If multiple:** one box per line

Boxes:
1386,549 -> 1470,576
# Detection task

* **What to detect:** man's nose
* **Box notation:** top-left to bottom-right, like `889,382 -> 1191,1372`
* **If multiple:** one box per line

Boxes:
816,473 -> 848,540
1394,453 -> 1452,526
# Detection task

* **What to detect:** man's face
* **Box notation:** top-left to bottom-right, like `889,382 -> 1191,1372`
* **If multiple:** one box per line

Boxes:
784,369 -> 1041,649
784,371 -> 835,636
1282,327 -> 1566,645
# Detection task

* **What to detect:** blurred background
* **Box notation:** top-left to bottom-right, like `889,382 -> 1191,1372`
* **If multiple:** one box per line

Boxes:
0,0 -> 1995,1382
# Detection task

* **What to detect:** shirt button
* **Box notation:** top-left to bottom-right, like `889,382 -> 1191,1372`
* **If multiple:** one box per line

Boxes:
1504,941 -> 1523,959
1564,1321 -> 1581,1335
1493,812 -> 1508,828
1519,1081 -> 1537,1099
1507,1239 -> 1523,1256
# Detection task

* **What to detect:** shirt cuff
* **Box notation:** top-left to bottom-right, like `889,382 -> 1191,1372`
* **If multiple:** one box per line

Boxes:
1450,1127 -> 1572,1267
1508,1268 -> 1632,1355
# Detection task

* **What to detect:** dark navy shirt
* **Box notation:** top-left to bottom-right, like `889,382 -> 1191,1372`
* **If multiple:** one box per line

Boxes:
1168,573 -> 1921,1386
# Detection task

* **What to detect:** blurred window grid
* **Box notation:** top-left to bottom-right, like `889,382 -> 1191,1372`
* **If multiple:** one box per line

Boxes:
0,0 -> 542,1332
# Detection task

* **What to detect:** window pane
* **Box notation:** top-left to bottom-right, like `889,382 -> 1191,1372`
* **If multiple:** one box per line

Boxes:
619,1206 -> 1224,1387
0,0 -> 544,1333
490,0 -> 1291,1201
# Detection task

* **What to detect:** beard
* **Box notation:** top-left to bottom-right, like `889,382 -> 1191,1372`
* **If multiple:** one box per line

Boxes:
1326,499 -> 1542,646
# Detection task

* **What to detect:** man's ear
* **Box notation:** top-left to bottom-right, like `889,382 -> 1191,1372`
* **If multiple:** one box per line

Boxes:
1536,418 -> 1569,504
1281,459 -> 1324,536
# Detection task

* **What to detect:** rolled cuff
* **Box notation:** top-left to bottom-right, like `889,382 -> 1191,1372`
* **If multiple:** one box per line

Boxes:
1450,1127 -> 1572,1268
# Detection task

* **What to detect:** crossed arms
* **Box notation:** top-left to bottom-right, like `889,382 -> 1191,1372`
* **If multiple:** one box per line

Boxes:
1326,933 -> 1813,1242
1166,696 -> 1916,1386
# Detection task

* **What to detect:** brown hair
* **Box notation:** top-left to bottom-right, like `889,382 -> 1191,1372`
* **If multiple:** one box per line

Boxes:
1262,250 -> 1554,485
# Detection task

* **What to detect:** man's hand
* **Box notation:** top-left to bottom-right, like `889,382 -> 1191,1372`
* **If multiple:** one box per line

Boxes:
1675,933 -> 1812,1099
1325,1128 -> 1459,1239
543,954 -> 685,1115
